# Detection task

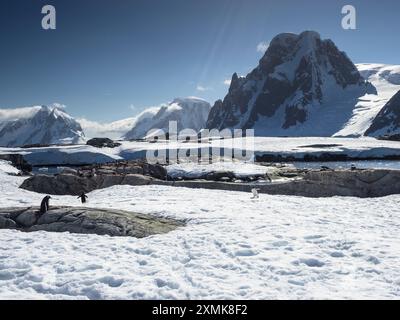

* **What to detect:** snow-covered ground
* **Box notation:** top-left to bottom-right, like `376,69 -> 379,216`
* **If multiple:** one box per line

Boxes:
0,160 -> 399,300
1,137 -> 400,166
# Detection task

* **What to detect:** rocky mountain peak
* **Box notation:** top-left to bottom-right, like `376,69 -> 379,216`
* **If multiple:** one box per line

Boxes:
206,31 -> 374,136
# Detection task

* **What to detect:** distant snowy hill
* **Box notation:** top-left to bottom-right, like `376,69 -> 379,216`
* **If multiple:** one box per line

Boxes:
78,117 -> 138,140
206,31 -> 377,137
124,97 -> 211,140
0,105 -> 85,147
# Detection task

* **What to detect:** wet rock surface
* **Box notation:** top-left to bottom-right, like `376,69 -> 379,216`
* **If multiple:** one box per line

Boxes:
0,206 -> 185,237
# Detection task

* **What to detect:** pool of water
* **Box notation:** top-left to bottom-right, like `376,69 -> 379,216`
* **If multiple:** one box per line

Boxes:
290,160 -> 400,170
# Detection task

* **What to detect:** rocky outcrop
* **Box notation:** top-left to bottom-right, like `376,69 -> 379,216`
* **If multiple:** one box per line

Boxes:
86,138 -> 121,148
171,169 -> 400,198
366,90 -> 400,136
20,160 -> 169,195
0,206 -> 184,237
206,31 -> 374,136
20,173 -> 158,195
377,134 -> 400,142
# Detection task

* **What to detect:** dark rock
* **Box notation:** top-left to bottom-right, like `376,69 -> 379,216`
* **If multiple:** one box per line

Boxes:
86,138 -> 122,149
20,173 -> 155,196
0,216 -> 17,229
205,171 -> 236,182
377,134 -> 400,142
171,169 -> 400,198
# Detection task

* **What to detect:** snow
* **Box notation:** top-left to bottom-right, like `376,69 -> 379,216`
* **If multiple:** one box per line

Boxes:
0,161 -> 399,299
0,160 -> 20,175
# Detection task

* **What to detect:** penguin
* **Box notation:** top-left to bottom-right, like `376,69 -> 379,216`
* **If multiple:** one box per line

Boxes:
40,196 -> 51,214
251,188 -> 260,199
77,193 -> 88,204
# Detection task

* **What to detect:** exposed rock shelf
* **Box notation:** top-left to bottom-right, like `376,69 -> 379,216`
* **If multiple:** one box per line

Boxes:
171,169 -> 400,198
0,206 -> 185,237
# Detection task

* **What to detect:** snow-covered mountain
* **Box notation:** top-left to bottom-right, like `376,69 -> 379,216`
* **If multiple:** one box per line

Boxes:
124,97 -> 211,140
206,31 -> 376,137
0,105 -> 85,147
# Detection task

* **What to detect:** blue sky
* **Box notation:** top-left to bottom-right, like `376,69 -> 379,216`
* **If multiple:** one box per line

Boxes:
0,0 -> 399,122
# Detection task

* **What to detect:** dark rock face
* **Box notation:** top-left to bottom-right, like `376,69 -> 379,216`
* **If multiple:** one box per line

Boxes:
86,138 -> 122,148
366,90 -> 400,136
377,134 -> 400,142
0,207 -> 184,238
20,173 -> 156,195
206,31 -> 374,135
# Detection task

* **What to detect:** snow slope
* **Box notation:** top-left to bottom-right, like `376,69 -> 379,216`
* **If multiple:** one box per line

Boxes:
0,164 -> 399,299
334,64 -> 400,137
0,105 -> 85,147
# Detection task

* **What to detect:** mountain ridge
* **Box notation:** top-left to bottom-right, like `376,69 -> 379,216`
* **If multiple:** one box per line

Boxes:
206,31 -> 377,137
